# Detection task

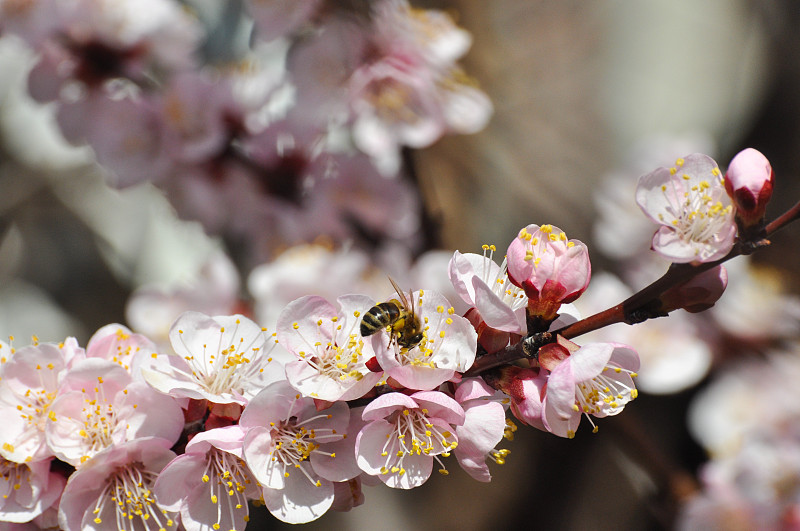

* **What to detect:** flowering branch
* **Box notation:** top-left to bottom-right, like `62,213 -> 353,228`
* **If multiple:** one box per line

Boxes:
468,154 -> 792,377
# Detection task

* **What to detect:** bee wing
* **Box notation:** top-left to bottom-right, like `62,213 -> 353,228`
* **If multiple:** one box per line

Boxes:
388,276 -> 412,312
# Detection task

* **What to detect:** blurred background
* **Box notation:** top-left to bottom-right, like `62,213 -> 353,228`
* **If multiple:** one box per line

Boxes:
2,0 -> 800,529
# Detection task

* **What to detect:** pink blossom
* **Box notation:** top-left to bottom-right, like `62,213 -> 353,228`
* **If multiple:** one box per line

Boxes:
636,154 -> 736,263
46,358 -> 183,467
154,425 -> 261,531
345,0 -> 492,175
277,294 -> 382,401
355,390 -> 464,489
56,91 -> 173,187
448,248 -> 527,334
158,71 -> 231,164
453,378 -> 511,482
371,289 -> 477,391
724,147 -> 774,228
239,381 -> 355,523
349,55 -> 491,175
0,457 -> 65,524
541,340 -> 640,438
248,244 -> 377,328
506,224 -> 591,322
84,323 -> 157,378
24,0 -> 201,103
140,311 -> 289,405
372,0 -> 472,67
0,344 -> 68,463
57,437 -> 178,531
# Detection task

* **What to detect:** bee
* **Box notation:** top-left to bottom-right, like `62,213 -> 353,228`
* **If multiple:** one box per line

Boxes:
360,278 -> 423,349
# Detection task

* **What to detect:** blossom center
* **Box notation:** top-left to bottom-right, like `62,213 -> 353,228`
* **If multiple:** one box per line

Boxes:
393,304 -> 457,369
378,408 -> 457,477
0,458 -> 29,498
91,462 -> 176,530
200,449 -> 253,527
268,405 -> 341,487
660,162 -> 733,244
175,320 -> 275,396
296,314 -> 368,383
481,244 -> 526,310
575,366 -> 639,418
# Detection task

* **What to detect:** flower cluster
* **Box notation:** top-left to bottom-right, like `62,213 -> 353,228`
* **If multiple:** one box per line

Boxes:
0,221 -> 643,527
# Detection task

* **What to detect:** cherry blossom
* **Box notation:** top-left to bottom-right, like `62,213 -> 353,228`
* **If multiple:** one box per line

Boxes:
348,55 -> 490,175
346,0 -> 492,174
709,257 -> 800,342
24,0 -> 201,103
0,457 -> 65,523
449,247 -> 527,334
239,381 -> 354,523
154,425 -> 261,531
636,154 -> 736,263
355,390 -> 464,488
84,323 -> 157,378
724,147 -> 774,228
0,343 -> 68,463
506,224 -> 591,322
452,378 -> 511,482
248,244 -> 379,328
540,339 -> 640,438
370,289 -> 477,391
679,431 -> 800,530
140,311 -> 289,405
57,437 -> 178,531
372,0 -> 472,67
46,358 -> 183,467
277,294 -> 382,401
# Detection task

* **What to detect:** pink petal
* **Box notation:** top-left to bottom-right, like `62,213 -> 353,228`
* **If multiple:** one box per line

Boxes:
262,471 -> 333,524
409,391 -> 465,426
361,392 -> 417,422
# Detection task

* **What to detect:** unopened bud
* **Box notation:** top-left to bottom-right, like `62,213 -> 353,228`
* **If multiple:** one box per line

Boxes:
484,366 -> 547,429
725,148 -> 774,228
660,265 -> 728,314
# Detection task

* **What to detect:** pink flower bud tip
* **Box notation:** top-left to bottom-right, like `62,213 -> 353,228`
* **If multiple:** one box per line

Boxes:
725,148 -> 774,226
